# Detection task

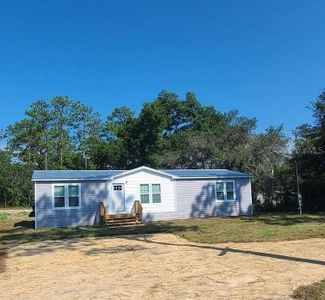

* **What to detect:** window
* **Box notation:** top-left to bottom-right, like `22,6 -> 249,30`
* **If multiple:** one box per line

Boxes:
140,184 -> 161,204
152,184 -> 161,203
226,182 -> 234,200
216,182 -> 225,200
140,184 -> 150,203
54,186 -> 65,208
215,181 -> 235,201
113,185 -> 123,191
53,184 -> 81,209
68,185 -> 80,207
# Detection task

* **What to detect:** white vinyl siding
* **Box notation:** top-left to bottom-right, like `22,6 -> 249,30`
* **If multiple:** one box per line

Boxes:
36,181 -> 107,228
110,170 -> 176,214
215,180 -> 235,201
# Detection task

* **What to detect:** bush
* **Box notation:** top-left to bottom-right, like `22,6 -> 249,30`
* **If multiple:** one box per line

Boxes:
293,279 -> 325,300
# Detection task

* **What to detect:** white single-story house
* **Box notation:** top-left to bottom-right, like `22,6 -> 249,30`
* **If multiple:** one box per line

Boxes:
32,166 -> 253,228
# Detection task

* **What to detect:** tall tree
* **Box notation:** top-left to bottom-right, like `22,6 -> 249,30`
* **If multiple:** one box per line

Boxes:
6,118 -> 37,166
71,101 -> 101,169
1,91 -> 291,209
293,89 -> 325,210
25,100 -> 52,169
51,96 -> 73,169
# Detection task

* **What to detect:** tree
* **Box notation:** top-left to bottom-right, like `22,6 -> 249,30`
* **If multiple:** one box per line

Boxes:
71,101 -> 101,169
0,150 -> 33,207
293,89 -> 325,211
1,91 -> 290,208
25,100 -> 52,169
51,96 -> 74,169
6,118 -> 38,166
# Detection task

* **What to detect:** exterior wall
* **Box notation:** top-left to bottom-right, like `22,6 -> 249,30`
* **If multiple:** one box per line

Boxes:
109,170 -> 176,214
35,180 -> 107,228
34,173 -> 252,228
142,177 -> 253,221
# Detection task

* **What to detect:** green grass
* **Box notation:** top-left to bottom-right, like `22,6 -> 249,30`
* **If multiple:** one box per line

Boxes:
171,213 -> 325,243
0,212 -> 9,220
293,279 -> 325,300
0,211 -> 325,274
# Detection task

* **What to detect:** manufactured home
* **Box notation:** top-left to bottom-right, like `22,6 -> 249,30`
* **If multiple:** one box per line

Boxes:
32,166 -> 253,228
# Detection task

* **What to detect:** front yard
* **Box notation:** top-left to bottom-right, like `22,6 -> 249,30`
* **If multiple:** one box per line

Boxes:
1,210 -> 325,299
2,210 -> 325,243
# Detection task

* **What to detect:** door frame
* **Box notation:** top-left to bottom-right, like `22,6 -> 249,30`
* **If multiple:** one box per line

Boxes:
111,183 -> 125,212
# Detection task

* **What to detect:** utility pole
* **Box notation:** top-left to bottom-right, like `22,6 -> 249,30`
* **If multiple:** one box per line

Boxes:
294,160 -> 302,215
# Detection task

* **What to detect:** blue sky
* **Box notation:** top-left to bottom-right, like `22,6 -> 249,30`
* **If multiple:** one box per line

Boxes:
0,0 -> 324,143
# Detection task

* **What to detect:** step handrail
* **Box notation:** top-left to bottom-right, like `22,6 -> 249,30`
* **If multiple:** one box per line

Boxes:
131,200 -> 143,222
99,201 -> 107,220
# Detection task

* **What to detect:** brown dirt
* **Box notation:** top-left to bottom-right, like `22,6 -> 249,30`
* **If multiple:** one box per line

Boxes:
0,234 -> 324,299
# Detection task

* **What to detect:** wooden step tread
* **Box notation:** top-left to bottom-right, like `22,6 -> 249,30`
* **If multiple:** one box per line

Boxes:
106,223 -> 144,228
106,221 -> 137,225
106,217 -> 137,222
106,213 -> 134,219
105,220 -> 139,225
106,219 -> 136,223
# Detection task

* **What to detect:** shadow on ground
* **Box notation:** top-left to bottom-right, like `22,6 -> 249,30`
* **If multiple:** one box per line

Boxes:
2,224 -> 325,268
125,235 -> 325,266
0,222 -> 198,257
14,220 -> 35,229
240,213 -> 325,226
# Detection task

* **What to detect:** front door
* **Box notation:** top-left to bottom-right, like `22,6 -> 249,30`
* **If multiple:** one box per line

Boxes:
112,184 -> 125,212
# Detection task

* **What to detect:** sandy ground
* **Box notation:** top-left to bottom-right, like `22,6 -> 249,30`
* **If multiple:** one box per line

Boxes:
0,234 -> 325,300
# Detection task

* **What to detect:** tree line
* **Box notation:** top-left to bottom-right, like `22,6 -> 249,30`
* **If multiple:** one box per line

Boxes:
0,90 -> 324,211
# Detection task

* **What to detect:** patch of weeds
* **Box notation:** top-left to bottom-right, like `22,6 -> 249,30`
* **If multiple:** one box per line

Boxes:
293,279 -> 325,300
0,212 -> 9,221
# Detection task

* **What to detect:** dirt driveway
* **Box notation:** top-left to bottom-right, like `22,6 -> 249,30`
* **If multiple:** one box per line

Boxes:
0,234 -> 324,299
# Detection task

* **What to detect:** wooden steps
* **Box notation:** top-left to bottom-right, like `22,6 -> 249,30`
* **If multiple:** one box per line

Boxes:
99,200 -> 143,227
107,213 -> 134,219
105,214 -> 138,226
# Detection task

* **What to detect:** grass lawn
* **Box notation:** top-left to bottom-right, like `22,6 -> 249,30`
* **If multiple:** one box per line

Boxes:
1,210 -> 325,274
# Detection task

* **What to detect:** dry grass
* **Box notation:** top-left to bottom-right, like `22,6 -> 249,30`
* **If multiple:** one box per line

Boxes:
0,210 -> 31,273
1,210 -> 325,274
293,279 -> 325,300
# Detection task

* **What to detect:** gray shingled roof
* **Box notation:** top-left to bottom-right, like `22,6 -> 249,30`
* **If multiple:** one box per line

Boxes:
32,167 -> 250,181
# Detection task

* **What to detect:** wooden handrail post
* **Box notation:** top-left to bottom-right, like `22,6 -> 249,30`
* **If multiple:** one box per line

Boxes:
99,202 -> 107,226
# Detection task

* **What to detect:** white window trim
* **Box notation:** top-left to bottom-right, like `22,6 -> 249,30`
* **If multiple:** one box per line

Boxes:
139,183 -> 162,204
52,183 -> 81,210
215,180 -> 236,202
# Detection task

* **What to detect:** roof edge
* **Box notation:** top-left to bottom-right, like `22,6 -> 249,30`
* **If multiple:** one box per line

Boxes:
32,178 -> 111,182
111,166 -> 178,180
173,175 -> 252,180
